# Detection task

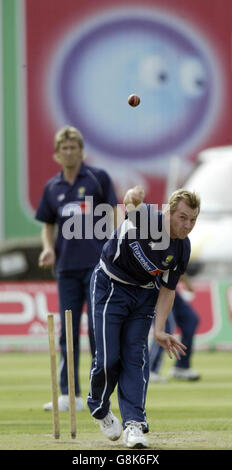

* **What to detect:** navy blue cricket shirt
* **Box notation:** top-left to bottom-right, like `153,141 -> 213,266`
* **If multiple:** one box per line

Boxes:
101,204 -> 191,291
35,162 -> 118,272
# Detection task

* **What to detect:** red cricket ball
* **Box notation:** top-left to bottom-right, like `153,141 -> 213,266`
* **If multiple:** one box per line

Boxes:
128,94 -> 140,107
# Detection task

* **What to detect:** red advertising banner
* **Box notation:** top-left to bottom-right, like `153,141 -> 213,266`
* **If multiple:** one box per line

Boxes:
1,279 -> 231,351
0,281 -> 88,350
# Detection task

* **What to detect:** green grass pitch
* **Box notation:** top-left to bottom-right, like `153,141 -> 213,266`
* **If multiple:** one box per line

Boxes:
0,350 -> 232,450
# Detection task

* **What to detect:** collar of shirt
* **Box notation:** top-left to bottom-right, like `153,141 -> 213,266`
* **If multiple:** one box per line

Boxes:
55,162 -> 87,185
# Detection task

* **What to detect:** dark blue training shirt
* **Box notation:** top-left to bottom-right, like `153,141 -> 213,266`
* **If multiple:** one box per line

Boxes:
35,162 -> 118,272
101,204 -> 191,290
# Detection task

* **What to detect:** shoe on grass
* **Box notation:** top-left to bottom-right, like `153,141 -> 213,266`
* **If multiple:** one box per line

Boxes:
150,372 -> 168,383
43,395 -> 85,411
97,410 -> 122,441
170,367 -> 201,381
123,422 -> 148,448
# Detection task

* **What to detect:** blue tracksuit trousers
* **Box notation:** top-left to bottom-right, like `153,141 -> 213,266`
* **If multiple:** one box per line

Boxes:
87,266 -> 158,428
57,268 -> 96,395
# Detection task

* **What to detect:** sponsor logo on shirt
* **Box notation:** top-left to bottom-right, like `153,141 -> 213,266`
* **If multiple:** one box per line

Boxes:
61,200 -> 91,216
129,241 -> 164,276
161,255 -> 174,266
77,186 -> 86,198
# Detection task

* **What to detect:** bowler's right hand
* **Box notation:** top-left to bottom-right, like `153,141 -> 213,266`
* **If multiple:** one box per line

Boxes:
123,185 -> 145,209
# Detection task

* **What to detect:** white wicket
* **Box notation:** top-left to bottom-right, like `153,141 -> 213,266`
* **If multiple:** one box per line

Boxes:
47,314 -> 60,439
65,309 -> 77,439
47,310 -> 76,439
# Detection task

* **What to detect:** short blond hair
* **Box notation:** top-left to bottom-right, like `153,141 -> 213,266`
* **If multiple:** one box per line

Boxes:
168,189 -> 201,214
54,126 -> 84,151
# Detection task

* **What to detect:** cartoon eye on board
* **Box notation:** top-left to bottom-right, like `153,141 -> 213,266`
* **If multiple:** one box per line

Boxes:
48,9 -> 222,165
180,58 -> 207,96
139,55 -> 169,89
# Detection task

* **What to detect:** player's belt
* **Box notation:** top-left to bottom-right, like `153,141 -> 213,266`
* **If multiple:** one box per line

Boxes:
100,259 -> 155,289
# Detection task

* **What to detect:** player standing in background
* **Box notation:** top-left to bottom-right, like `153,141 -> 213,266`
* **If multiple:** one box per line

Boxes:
87,185 -> 200,448
35,126 -> 118,411
149,274 -> 200,383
